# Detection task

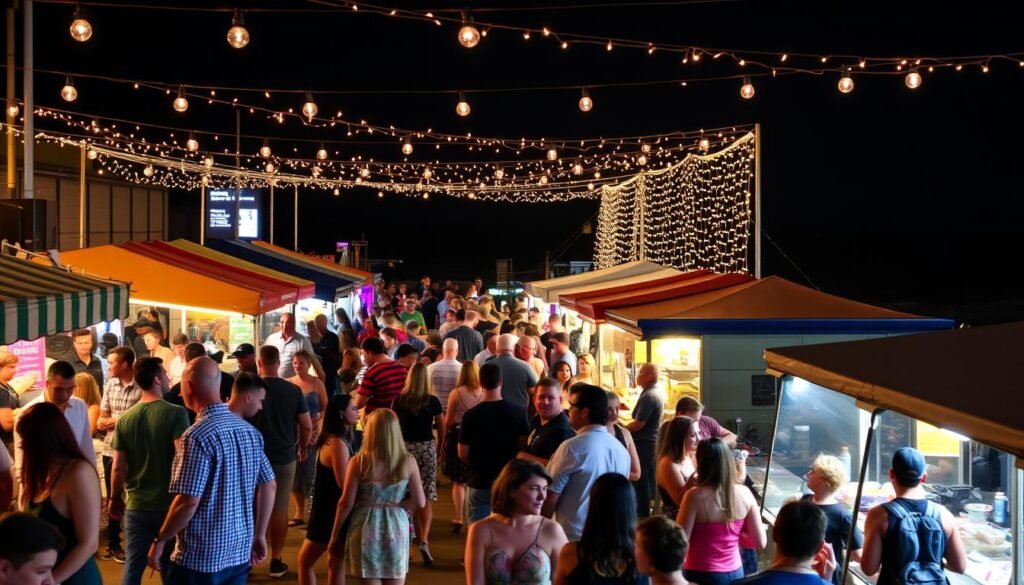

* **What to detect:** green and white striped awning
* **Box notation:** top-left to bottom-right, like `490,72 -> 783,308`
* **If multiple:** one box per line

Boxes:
0,253 -> 131,344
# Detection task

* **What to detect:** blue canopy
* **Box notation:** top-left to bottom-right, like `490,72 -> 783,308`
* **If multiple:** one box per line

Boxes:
205,239 -> 359,301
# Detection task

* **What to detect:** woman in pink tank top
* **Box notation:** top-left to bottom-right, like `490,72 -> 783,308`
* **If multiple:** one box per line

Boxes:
676,438 -> 766,585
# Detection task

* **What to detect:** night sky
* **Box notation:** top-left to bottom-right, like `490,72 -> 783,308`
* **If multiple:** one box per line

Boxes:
23,0 -> 1024,323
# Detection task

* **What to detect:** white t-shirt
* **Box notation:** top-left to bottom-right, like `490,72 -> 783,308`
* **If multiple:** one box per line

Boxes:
13,395 -> 96,481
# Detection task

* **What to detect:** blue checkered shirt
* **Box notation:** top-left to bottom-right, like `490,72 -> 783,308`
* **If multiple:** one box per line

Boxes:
169,403 -> 275,572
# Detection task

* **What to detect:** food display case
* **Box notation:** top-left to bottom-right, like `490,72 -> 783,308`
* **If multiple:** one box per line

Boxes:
762,325 -> 1023,585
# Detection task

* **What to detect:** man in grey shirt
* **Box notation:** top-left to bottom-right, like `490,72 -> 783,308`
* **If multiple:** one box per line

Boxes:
490,334 -> 538,411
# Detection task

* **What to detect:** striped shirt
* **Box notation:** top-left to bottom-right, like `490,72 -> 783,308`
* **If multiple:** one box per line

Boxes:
356,359 -> 407,414
427,358 -> 462,412
169,403 -> 275,573
100,377 -> 141,457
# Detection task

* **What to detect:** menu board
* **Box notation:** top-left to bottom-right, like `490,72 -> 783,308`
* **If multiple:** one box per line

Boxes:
0,337 -> 46,391
207,188 -> 261,240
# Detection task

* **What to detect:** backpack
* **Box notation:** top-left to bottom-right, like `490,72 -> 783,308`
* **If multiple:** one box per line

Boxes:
881,499 -> 948,585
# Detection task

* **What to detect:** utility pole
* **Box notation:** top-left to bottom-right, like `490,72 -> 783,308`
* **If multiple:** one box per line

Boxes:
22,0 -> 33,200
5,1 -> 17,197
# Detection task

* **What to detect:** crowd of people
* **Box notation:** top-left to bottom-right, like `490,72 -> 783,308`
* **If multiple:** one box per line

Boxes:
0,276 -> 967,585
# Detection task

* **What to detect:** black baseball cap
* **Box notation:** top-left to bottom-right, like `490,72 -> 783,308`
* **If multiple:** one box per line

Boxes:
230,343 -> 256,358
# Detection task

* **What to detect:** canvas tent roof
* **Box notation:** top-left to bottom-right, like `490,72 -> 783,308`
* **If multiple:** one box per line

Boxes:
764,321 -> 1024,467
250,241 -> 375,285
605,276 -> 953,336
524,261 -> 675,303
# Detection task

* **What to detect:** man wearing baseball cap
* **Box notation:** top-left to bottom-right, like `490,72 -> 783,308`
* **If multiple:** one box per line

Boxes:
860,447 -> 966,584
230,343 -> 258,378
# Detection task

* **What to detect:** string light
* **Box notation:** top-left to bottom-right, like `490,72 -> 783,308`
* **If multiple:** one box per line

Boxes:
494,168 -> 504,180
172,87 -> 189,112
60,76 -> 78,102
905,70 -> 923,89
699,138 -> 710,152
265,162 -> 276,173
259,140 -> 272,158
203,155 -> 214,168
641,143 -> 652,154
456,91 -> 471,117
739,77 -> 755,99
458,11 -> 481,48
423,167 -> 433,180
5,104 -> 17,118
402,138 -> 414,155
226,10 -> 249,49
547,147 -> 558,161
573,163 -> 584,175
143,164 -> 154,177
302,92 -> 318,120
316,143 -> 329,160
87,147 -> 98,160
186,134 -> 199,152
637,154 -> 648,166
578,88 -> 593,112
838,73 -> 855,94
69,3 -> 92,42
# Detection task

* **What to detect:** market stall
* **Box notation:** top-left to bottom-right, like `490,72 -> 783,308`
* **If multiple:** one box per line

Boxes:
58,243 -> 308,353
524,260 -> 678,308
762,322 -> 1022,585
600,276 -> 953,448
206,239 -> 375,339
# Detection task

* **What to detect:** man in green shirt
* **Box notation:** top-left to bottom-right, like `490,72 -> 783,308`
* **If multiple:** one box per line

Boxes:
398,297 -> 427,332
109,357 -> 190,585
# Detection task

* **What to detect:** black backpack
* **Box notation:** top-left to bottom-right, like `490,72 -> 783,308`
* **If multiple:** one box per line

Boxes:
882,499 -> 948,585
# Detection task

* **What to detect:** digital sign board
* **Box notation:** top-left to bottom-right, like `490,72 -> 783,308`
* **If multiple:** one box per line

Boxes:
206,188 -> 261,240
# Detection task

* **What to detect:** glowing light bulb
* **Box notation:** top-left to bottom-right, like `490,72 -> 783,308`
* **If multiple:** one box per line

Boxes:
594,171 -> 601,179
539,175 -> 549,185
573,163 -> 584,175
265,162 -> 275,173
905,70 -> 922,89
546,148 -> 558,161
578,88 -> 593,112
458,24 -> 480,48
641,143 -> 651,153
302,92 -> 318,120
87,148 -> 98,160
312,167 -> 321,178
739,78 -> 755,99
186,135 -> 199,152
61,77 -> 78,102
587,183 -> 595,191
422,193 -> 429,200
316,145 -> 328,160
455,91 -> 471,117
467,191 -> 476,199
226,10 -> 249,48
494,168 -> 504,180
423,168 -> 433,180
699,138 -> 710,152
637,155 -> 648,166
333,188 -> 340,196
402,140 -> 413,155
173,88 -> 189,112
70,5 -> 92,42
143,165 -> 154,177
838,74 -> 855,94
259,142 -> 272,158
378,191 -> 384,198
354,177 -> 363,184
5,104 -> 18,118
201,175 -> 209,186
360,167 -> 371,178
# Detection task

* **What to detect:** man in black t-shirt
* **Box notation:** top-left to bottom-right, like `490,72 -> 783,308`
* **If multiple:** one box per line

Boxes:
519,378 -> 574,465
458,363 -> 529,523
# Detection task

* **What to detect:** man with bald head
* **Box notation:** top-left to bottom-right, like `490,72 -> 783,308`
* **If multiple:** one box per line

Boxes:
427,338 -> 461,412
265,313 -> 321,379
149,356 -> 276,585
491,334 -> 538,412
626,363 -> 665,517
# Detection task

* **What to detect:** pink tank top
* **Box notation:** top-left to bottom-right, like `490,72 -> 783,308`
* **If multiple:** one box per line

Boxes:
684,518 -> 745,572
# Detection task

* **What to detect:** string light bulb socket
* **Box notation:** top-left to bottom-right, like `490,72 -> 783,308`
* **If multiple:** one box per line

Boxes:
172,87 -> 189,112
456,91 -> 471,117
227,9 -> 250,49
578,88 -> 593,112
739,77 -> 755,99
69,3 -> 92,42
61,76 -> 78,102
458,12 -> 481,48
302,92 -> 318,120
905,70 -> 922,89
259,140 -> 272,158
838,72 -> 855,94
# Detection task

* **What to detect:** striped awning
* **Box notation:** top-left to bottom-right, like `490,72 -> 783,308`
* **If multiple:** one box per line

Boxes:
0,253 -> 131,344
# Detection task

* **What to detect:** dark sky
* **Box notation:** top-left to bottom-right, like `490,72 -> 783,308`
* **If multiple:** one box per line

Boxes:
25,0 -> 1024,322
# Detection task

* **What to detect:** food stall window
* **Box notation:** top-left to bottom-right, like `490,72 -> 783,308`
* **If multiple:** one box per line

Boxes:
649,337 -> 701,410
597,323 -> 643,394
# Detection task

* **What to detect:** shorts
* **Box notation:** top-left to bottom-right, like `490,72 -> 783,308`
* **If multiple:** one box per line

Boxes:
271,462 -> 297,514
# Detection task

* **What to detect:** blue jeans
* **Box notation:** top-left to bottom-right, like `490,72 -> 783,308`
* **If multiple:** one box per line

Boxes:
685,568 -> 744,585
467,485 -> 491,523
123,510 -> 172,585
167,562 -> 249,585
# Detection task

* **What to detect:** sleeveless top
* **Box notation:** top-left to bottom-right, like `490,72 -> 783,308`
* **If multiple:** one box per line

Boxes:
450,386 -> 483,424
312,439 -> 350,508
683,489 -> 745,573
24,461 -> 102,585
612,425 -> 627,449
305,388 -> 321,419
878,498 -> 942,585
485,520 -> 550,585
566,556 -> 647,585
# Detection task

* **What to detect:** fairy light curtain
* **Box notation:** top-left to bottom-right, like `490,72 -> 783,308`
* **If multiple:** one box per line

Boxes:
594,132 -> 755,274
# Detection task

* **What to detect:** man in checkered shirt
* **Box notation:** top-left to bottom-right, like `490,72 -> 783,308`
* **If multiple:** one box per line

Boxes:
147,357 -> 276,585
99,347 -> 142,563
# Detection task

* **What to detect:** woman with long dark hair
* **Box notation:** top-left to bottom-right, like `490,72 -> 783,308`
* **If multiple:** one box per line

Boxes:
656,416 -> 699,519
554,473 -> 648,585
298,394 -> 359,585
676,438 -> 765,585
17,402 -> 101,585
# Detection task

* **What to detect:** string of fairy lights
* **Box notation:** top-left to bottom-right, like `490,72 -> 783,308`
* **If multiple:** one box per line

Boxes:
594,133 -> 754,271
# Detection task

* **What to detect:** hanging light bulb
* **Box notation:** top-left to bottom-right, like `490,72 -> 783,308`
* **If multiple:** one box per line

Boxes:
143,165 -> 154,177
494,168 -> 504,180
698,138 -> 710,152
637,154 -> 648,166
458,12 -> 480,48
265,162 -> 276,173
456,91 -> 471,117
186,134 -> 199,152
467,191 -> 476,199
359,166 -> 371,178
316,143 -> 328,160
402,139 -> 413,155
302,92 -> 318,120
641,143 -> 652,153
203,155 -> 214,168
87,148 -> 98,160
354,177 -> 363,184
172,87 -> 189,112
60,76 -> 78,102
539,175 -> 549,185
423,167 -> 433,180
546,148 -> 558,161
312,167 -> 321,178
587,183 -> 595,191
333,188 -> 340,196
573,163 -> 584,175
226,10 -> 250,49
378,191 -> 384,198
69,4 -> 92,42
838,73 -> 855,94
259,140 -> 271,158
594,171 -> 601,179
739,78 -> 755,99
5,103 -> 18,118
578,88 -> 593,112
905,70 -> 922,89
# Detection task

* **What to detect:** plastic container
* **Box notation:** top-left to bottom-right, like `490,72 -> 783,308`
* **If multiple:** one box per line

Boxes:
839,446 -> 852,481
964,502 -> 992,523
993,491 -> 1008,525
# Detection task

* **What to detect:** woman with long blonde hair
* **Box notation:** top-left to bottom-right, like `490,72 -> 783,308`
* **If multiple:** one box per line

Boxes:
391,363 -> 443,565
329,409 -> 425,585
443,360 -> 483,533
72,372 -> 102,436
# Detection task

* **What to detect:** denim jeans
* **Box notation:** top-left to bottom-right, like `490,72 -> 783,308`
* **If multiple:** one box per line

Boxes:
167,562 -> 250,585
467,485 -> 491,523
102,455 -> 122,549
123,510 -> 172,585
685,568 -> 745,585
